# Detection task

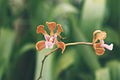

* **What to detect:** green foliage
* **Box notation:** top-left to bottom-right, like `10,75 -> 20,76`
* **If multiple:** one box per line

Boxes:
0,0 -> 120,80
18,43 -> 35,56
95,68 -> 110,80
51,3 -> 78,17
107,61 -> 120,80
0,28 -> 16,80
53,49 -> 75,80
103,28 -> 120,44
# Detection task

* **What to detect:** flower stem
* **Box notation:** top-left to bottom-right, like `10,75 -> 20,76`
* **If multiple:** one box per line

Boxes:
65,42 -> 93,46
37,48 -> 59,80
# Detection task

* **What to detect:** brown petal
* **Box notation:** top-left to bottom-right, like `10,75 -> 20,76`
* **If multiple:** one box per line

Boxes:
57,42 -> 66,54
36,41 -> 45,51
57,24 -> 64,34
93,43 -> 105,55
92,30 -> 107,43
95,48 -> 105,55
36,25 -> 47,34
46,22 -> 56,32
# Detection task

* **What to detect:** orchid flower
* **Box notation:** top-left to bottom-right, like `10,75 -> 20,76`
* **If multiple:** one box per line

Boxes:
36,22 -> 66,53
92,30 -> 113,55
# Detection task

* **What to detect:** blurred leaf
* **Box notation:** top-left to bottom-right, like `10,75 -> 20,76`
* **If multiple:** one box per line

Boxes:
68,0 -> 107,72
18,43 -> 35,56
103,28 -> 120,45
51,3 -> 78,17
95,68 -> 110,80
70,15 -> 101,71
53,49 -> 75,80
0,0 -> 10,26
34,48 -> 53,80
107,0 -> 120,31
80,0 -> 106,39
107,60 -> 120,80
79,72 -> 94,80
0,66 -> 4,80
0,28 -> 16,80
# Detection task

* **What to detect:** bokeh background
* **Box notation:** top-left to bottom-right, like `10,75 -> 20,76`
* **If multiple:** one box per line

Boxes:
0,0 -> 120,80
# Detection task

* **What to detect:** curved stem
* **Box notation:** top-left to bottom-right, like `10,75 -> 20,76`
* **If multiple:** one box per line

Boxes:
45,48 -> 59,56
37,48 -> 59,80
65,42 -> 93,46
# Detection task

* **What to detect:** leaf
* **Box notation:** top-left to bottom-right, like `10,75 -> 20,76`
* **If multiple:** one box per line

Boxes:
68,0 -> 107,72
107,60 -> 120,80
103,28 -> 120,45
18,43 -> 35,56
0,28 -> 16,80
80,0 -> 107,39
52,49 -> 75,80
51,3 -> 78,17
69,15 -> 101,71
34,48 -> 53,80
95,68 -> 110,80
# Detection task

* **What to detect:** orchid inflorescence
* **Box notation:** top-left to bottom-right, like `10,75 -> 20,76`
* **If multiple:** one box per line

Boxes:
36,22 -> 113,80
36,22 -> 65,54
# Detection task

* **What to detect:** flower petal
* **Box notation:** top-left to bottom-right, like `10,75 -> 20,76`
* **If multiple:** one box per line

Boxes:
93,43 -> 105,55
56,24 -> 64,34
55,24 -> 64,39
57,42 -> 66,54
44,35 -> 50,41
36,25 -> 47,35
101,43 -> 113,51
92,30 -> 107,43
95,48 -> 105,55
36,41 -> 45,51
46,22 -> 56,35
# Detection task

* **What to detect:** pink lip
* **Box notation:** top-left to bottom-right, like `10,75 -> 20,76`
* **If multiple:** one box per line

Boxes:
44,35 -> 57,48
101,43 -> 113,51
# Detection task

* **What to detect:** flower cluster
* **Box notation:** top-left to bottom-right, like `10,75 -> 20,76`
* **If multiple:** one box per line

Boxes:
92,30 -> 113,55
36,22 -> 66,53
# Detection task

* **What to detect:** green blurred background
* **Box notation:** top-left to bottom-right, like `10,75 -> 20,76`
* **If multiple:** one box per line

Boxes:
0,0 -> 120,80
